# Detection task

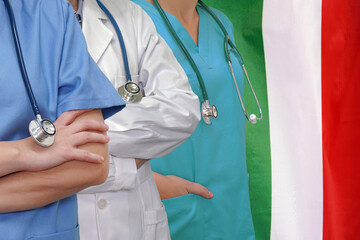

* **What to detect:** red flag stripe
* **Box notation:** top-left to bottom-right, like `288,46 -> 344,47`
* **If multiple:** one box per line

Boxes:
322,0 -> 360,239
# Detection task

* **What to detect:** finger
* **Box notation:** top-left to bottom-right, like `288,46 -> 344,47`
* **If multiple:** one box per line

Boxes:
64,149 -> 105,163
71,132 -> 110,146
56,109 -> 94,126
187,182 -> 213,199
69,119 -> 109,133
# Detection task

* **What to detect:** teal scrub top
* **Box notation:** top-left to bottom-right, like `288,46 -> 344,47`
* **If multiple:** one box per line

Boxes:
0,0 -> 125,239
132,1 -> 255,239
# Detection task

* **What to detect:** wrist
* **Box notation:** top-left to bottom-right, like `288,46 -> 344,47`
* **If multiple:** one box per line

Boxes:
15,138 -> 37,172
0,141 -> 25,176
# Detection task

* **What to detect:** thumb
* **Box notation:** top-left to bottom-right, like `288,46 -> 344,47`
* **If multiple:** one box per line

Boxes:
187,182 -> 213,199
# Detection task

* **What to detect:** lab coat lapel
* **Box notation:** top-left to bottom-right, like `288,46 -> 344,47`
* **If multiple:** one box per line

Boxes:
82,0 -> 113,63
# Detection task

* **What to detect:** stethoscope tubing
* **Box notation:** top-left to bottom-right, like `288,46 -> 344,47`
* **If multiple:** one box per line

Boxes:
4,0 -> 56,147
198,0 -> 231,55
96,0 -> 132,82
154,0 -> 263,123
198,0 -> 262,121
3,0 -> 41,116
153,0 -> 209,102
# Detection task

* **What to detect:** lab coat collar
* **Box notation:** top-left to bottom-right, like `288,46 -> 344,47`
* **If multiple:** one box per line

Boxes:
82,0 -> 113,63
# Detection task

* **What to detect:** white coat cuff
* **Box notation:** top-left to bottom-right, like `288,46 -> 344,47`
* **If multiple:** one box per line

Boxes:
112,155 -> 137,189
79,155 -> 137,194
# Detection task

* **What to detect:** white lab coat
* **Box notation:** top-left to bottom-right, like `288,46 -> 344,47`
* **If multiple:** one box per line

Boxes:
77,0 -> 200,239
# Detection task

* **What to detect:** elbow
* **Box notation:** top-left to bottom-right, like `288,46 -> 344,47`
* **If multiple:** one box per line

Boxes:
185,111 -> 200,138
177,90 -> 201,133
189,98 -> 201,133
91,154 -> 109,185
77,143 -> 110,187
192,108 -> 201,129
192,93 -> 201,124
175,96 -> 201,137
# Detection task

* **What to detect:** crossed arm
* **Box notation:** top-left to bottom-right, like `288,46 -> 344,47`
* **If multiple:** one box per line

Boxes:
0,109 -> 110,213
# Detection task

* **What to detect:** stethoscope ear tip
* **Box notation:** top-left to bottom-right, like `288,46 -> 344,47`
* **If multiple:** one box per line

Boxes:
249,114 -> 257,124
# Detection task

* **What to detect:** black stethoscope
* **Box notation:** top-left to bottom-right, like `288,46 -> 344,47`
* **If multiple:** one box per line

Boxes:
153,0 -> 263,125
3,0 -> 56,147
96,0 -> 143,104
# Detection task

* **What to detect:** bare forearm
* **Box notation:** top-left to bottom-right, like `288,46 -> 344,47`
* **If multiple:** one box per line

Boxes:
0,110 -> 109,213
0,142 -> 23,177
153,171 -> 178,200
0,158 -> 108,213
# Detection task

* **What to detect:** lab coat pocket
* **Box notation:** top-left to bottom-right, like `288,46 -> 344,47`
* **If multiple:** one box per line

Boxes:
144,204 -> 171,240
27,225 -> 79,240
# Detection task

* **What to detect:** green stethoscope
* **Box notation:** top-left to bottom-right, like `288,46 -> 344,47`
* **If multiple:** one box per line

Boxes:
153,0 -> 262,125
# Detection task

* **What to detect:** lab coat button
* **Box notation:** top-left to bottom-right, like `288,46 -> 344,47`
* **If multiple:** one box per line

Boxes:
97,199 -> 107,210
151,35 -> 158,42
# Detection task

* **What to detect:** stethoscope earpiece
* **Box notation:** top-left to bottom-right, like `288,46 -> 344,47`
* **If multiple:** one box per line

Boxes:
29,115 -> 56,147
249,114 -> 257,124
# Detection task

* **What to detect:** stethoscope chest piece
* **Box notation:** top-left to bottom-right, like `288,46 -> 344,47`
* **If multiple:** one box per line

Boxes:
4,0 -> 57,147
201,100 -> 218,125
29,115 -> 56,147
118,82 -> 142,103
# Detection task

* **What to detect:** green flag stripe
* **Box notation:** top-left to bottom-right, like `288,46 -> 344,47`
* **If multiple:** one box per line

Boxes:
206,1 -> 271,239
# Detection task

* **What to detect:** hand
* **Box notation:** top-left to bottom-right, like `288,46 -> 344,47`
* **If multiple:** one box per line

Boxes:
153,172 -> 213,200
135,158 -> 149,169
19,109 -> 110,172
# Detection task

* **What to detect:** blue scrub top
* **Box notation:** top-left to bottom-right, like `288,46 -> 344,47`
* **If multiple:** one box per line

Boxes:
132,1 -> 255,239
0,0 -> 125,239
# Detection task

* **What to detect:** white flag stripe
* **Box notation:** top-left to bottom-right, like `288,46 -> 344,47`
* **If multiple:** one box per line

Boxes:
262,0 -> 323,239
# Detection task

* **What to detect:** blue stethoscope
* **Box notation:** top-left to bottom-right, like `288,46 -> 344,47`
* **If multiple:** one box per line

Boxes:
96,0 -> 143,103
3,0 -> 56,147
3,0 -> 140,148
153,0 -> 263,125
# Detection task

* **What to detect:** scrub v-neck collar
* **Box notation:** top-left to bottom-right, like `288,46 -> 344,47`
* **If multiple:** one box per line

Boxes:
142,1 -> 209,55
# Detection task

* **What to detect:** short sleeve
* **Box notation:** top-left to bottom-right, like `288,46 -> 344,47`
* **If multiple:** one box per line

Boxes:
57,1 -> 125,119
210,7 -> 235,42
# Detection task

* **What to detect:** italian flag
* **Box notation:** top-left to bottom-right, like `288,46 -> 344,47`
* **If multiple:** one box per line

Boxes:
207,0 -> 360,239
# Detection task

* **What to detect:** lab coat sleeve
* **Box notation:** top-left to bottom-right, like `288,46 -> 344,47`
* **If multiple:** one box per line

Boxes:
79,155 -> 137,193
105,3 -> 201,159
57,1 -> 125,119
